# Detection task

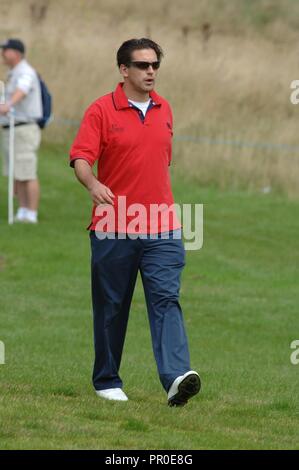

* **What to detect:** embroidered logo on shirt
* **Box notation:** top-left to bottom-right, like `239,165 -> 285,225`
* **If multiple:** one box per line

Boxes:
110,124 -> 125,133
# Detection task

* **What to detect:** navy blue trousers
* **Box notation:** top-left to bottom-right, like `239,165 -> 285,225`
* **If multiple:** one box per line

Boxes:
90,229 -> 191,392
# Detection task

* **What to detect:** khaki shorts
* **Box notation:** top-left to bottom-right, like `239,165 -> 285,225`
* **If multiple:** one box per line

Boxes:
1,123 -> 41,181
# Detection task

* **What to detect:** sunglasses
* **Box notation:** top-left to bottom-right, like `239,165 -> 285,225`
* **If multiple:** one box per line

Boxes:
129,61 -> 160,70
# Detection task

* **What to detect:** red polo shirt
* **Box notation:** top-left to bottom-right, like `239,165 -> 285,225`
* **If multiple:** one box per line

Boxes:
69,82 -> 181,234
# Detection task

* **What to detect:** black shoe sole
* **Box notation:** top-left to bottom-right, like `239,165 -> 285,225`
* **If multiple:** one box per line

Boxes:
168,373 -> 201,407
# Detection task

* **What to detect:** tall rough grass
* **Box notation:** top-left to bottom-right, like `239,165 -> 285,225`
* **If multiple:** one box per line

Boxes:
1,0 -> 299,196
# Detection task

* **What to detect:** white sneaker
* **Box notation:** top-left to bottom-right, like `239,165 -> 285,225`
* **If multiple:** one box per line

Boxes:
14,207 -> 28,222
25,210 -> 38,224
95,388 -> 128,401
167,370 -> 201,407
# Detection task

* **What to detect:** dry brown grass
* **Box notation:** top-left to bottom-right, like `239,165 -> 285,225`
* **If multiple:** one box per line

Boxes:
1,0 -> 299,196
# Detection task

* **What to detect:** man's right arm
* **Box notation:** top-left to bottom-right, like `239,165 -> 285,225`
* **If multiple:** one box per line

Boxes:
73,159 -> 115,205
70,104 -> 114,205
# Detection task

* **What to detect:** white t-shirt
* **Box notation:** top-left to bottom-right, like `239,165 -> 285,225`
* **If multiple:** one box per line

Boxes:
128,99 -> 151,117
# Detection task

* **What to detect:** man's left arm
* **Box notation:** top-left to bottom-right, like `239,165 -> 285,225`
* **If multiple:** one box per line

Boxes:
168,103 -> 174,167
0,89 -> 26,115
0,70 -> 34,115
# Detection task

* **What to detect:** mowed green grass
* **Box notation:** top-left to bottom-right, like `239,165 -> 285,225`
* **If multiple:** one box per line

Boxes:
0,142 -> 298,450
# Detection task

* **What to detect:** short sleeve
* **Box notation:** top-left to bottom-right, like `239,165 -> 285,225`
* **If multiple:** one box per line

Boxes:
69,104 -> 103,168
16,72 -> 34,94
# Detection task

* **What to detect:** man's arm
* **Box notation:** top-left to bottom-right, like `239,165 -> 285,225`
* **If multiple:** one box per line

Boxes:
0,88 -> 26,114
73,159 -> 115,205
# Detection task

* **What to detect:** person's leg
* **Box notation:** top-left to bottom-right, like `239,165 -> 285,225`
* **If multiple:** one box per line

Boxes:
139,230 -> 191,392
13,180 -> 30,221
26,179 -> 40,211
15,180 -> 28,207
14,179 -> 39,221
14,124 -> 41,221
90,232 -> 143,391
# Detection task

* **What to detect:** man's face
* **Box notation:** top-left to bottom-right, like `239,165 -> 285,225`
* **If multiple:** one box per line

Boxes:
1,48 -> 21,67
120,48 -> 159,93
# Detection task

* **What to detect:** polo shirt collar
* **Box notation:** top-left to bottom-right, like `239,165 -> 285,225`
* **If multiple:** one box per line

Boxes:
113,82 -> 162,110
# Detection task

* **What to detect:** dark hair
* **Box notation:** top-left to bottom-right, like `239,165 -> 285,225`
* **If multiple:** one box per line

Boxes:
117,38 -> 164,67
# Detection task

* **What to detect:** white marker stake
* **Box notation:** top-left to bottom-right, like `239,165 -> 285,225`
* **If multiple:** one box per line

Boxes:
8,108 -> 15,225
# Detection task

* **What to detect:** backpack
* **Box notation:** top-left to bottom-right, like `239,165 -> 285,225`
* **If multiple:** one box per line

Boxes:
37,75 -> 52,129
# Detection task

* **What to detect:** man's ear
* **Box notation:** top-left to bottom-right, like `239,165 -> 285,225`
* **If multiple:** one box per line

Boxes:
119,64 -> 129,78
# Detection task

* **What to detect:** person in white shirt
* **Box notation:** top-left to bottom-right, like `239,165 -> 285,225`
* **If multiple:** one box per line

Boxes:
0,39 -> 42,224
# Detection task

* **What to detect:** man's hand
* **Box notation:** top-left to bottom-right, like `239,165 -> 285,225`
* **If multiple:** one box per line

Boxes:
0,103 -> 10,115
88,179 -> 115,205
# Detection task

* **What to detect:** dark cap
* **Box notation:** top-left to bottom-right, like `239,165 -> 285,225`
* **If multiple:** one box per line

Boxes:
0,39 -> 25,54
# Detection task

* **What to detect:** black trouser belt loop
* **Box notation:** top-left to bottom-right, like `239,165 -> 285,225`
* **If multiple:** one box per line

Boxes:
2,122 -> 31,129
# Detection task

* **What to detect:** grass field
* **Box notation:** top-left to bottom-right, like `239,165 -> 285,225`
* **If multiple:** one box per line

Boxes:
0,143 -> 299,450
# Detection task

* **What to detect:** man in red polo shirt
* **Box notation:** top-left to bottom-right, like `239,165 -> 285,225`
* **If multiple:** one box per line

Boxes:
70,38 -> 200,406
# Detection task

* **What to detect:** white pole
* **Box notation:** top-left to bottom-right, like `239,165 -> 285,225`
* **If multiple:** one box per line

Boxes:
8,108 -> 15,225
